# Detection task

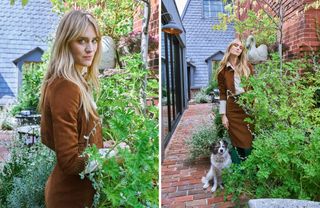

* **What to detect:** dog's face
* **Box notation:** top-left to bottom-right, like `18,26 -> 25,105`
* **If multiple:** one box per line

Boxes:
211,140 -> 228,155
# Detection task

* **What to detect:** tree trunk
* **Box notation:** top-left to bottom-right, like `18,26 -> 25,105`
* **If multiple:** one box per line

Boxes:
278,0 -> 283,78
140,1 -> 150,117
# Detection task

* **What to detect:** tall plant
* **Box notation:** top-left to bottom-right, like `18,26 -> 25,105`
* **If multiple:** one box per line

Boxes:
0,140 -> 55,207
238,53 -> 320,134
50,0 -> 138,41
222,53 -> 320,202
83,53 -> 158,207
215,0 -> 305,75
11,48 -> 51,115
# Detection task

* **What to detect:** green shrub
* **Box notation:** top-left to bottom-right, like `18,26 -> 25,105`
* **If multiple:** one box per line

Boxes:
84,53 -> 158,208
0,139 -> 55,207
186,108 -> 228,160
223,127 -> 320,201
205,78 -> 218,95
222,53 -> 320,202
237,53 -> 320,134
11,49 -> 50,116
11,63 -> 44,115
194,87 -> 211,103
0,104 -> 16,130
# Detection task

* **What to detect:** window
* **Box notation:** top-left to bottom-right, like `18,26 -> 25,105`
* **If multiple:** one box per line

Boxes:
203,0 -> 224,18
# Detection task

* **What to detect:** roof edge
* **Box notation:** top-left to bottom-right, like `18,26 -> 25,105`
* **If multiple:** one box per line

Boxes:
181,0 -> 192,20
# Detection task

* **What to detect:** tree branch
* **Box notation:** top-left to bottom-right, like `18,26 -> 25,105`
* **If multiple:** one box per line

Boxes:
255,0 -> 280,29
257,0 -> 278,15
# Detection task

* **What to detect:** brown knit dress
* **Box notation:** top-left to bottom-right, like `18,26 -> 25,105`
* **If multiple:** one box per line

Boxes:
218,64 -> 254,149
41,78 -> 103,208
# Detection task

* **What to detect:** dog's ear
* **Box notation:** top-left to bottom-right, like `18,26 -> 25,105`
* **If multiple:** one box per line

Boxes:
210,143 -> 215,152
223,140 -> 228,147
211,142 -> 219,154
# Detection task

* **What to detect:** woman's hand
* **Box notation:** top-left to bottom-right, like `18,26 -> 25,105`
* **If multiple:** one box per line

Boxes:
222,114 -> 229,130
103,140 -> 115,148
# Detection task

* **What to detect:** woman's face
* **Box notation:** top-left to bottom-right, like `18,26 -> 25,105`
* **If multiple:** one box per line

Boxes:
229,40 -> 244,57
70,24 -> 98,70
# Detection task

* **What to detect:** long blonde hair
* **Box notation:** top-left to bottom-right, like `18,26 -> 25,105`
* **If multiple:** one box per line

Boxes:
39,10 -> 102,120
216,39 -> 250,78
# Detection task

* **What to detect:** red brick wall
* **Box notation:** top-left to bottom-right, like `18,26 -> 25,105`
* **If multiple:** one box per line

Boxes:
239,0 -> 320,59
133,0 -> 159,72
281,0 -> 319,58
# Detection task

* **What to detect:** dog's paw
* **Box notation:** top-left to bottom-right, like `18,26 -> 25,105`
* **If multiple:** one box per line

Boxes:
203,183 -> 209,189
211,186 -> 217,193
219,184 -> 224,189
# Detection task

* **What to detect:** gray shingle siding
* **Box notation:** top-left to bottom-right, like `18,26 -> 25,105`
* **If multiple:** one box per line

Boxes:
0,0 -> 59,106
182,0 -> 234,88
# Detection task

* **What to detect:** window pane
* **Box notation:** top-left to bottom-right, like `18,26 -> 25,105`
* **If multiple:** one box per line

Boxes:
203,0 -> 224,18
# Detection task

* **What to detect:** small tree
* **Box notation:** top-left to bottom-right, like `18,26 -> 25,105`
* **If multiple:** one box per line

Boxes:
50,0 -> 138,42
215,0 -> 305,76
139,0 -> 151,116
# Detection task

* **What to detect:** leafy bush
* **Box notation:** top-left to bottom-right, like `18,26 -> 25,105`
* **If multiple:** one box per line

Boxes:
11,63 -> 44,115
222,53 -> 320,202
194,87 -> 211,103
224,127 -> 320,201
238,53 -> 320,134
11,48 -> 50,116
205,79 -> 218,95
186,108 -> 228,160
51,0 -> 138,41
83,53 -> 158,207
0,139 -> 55,207
0,104 -> 16,130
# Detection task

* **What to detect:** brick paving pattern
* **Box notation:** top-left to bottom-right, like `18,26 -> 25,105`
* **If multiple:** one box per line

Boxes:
161,103 -> 238,208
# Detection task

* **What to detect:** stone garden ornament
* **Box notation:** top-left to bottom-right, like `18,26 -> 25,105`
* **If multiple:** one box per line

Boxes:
246,35 -> 268,64
98,36 -> 116,70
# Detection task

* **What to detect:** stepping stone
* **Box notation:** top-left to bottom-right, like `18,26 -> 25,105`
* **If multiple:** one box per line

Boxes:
248,198 -> 320,208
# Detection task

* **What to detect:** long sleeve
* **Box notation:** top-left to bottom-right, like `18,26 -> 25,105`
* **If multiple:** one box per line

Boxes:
50,80 -> 86,175
248,62 -> 254,75
218,70 -> 227,114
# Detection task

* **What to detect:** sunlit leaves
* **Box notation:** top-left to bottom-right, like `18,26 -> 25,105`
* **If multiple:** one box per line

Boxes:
305,0 -> 320,11
85,53 -> 158,207
10,0 -> 28,6
50,0 -> 139,41
221,53 -> 320,202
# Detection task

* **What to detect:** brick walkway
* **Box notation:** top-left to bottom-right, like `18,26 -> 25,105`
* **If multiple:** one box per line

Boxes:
161,103 -> 237,208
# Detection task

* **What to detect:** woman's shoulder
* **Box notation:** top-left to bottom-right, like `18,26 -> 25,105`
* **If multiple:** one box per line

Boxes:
48,77 -> 80,95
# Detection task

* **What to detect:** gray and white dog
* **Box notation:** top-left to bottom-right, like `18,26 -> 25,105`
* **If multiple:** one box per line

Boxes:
201,140 -> 232,192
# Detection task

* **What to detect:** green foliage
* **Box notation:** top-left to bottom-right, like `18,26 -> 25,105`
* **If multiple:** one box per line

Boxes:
238,53 -> 320,134
305,0 -> 320,10
11,49 -> 50,116
0,105 -> 16,130
213,0 -> 277,45
223,127 -> 320,201
206,61 -> 219,95
186,108 -> 228,160
235,10 -> 277,45
194,88 -> 211,103
0,140 -> 55,207
222,54 -> 320,202
83,53 -> 159,207
51,0 -> 139,41
10,0 -> 28,6
205,79 -> 217,95
11,63 -> 44,115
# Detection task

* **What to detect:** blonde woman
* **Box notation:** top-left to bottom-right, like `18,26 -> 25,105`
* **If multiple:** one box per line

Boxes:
39,10 -> 103,207
217,39 -> 254,163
